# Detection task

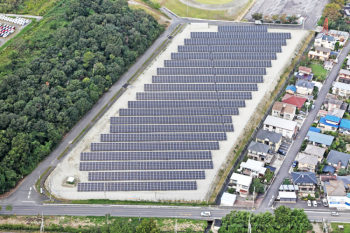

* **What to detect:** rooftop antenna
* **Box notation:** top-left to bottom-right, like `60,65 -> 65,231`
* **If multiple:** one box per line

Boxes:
322,18 -> 329,34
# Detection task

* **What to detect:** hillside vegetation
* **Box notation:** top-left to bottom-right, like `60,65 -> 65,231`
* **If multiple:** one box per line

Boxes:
0,0 -> 164,192
0,0 -> 59,15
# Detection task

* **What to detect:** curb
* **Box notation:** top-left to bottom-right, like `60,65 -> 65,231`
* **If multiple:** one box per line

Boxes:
42,203 -> 204,209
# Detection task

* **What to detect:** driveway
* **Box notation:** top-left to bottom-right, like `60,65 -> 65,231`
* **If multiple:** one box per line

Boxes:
258,41 -> 350,211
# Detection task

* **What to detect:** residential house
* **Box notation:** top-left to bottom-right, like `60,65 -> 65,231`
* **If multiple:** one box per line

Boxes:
314,33 -> 335,50
337,176 -> 350,190
328,108 -> 345,119
325,180 -> 350,209
309,127 -> 321,133
324,60 -> 333,71
291,172 -> 318,194
324,95 -> 343,111
347,60 -> 350,70
327,150 -> 350,171
306,131 -> 334,147
329,30 -> 349,46
229,173 -> 252,197
341,102 -> 348,111
332,82 -> 350,96
323,165 -> 336,174
239,159 -> 267,178
304,144 -> 325,162
296,153 -> 318,172
295,66 -> 314,81
308,46 -> 331,61
272,101 -> 296,121
285,85 -> 296,94
247,141 -> 275,164
319,115 -> 341,132
317,110 -> 328,118
255,129 -> 282,153
281,94 -> 307,110
296,80 -> 315,95
337,69 -> 350,84
263,115 -> 298,139
340,119 -> 350,133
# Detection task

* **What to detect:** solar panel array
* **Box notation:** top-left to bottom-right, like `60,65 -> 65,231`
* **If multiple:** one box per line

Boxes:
78,26 -> 290,192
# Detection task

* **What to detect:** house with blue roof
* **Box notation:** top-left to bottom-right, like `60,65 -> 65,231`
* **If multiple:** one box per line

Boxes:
340,119 -> 350,133
292,172 -> 317,194
319,115 -> 341,132
306,131 -> 334,147
286,85 -> 296,94
309,127 -> 321,133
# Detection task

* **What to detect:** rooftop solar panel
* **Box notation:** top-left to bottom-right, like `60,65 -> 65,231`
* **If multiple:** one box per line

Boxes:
184,38 -> 286,46
136,92 -> 252,100
171,53 -> 277,60
79,160 -> 214,171
128,100 -> 246,108
110,116 -> 233,124
77,181 -> 198,191
152,76 -> 263,83
100,133 -> 227,142
90,142 -> 220,151
190,32 -> 291,39
178,46 -> 282,53
218,25 -> 268,32
164,60 -> 271,68
110,124 -> 234,133
119,108 -> 239,116
88,171 -> 206,181
80,151 -> 212,161
145,84 -> 258,92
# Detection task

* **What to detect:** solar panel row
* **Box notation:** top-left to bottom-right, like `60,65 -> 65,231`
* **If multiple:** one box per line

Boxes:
218,25 -> 268,32
79,161 -> 214,171
110,116 -> 232,124
100,133 -> 227,142
178,46 -> 282,53
145,84 -> 258,91
88,171 -> 206,181
128,100 -> 246,108
190,32 -> 291,39
91,142 -> 220,151
152,75 -> 263,83
184,38 -> 286,46
77,181 -> 197,191
81,151 -> 212,161
110,124 -> 234,133
164,60 -> 272,68
119,108 -> 239,116
171,53 -> 277,60
136,92 -> 252,100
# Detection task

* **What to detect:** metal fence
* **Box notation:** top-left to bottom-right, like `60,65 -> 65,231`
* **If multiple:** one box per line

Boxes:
213,33 -> 316,204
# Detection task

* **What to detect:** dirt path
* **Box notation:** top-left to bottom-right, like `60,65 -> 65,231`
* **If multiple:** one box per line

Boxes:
128,0 -> 171,26
1,13 -> 43,21
179,0 -> 249,16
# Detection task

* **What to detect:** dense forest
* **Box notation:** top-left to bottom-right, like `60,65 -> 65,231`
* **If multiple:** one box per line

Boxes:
0,0 -> 164,192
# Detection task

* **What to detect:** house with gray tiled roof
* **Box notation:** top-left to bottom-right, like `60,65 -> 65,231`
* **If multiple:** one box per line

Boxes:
327,150 -> 350,171
296,153 -> 318,172
247,141 -> 275,164
255,129 -> 282,153
303,145 -> 325,162
292,172 -> 317,194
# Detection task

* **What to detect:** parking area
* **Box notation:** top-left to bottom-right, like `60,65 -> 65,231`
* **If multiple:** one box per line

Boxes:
244,0 -> 329,29
0,20 -> 28,48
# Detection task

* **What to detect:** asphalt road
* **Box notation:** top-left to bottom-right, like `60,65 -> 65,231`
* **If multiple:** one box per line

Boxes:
259,40 -> 350,211
1,5 -> 347,224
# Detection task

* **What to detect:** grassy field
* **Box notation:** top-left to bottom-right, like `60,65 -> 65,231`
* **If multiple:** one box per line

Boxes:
0,215 -> 207,232
153,0 -> 232,20
331,223 -> 350,233
309,63 -> 328,81
194,0 -> 233,4
130,4 -> 161,21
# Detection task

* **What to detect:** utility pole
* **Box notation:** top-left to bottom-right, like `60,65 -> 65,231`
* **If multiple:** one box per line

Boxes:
322,217 -> 328,233
248,215 -> 251,233
49,181 -> 51,201
40,213 -> 44,232
175,217 -> 177,233
139,214 -> 141,223
252,186 -> 255,210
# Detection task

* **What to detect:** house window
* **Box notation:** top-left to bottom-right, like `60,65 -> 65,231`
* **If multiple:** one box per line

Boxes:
231,180 -> 237,185
242,185 -> 248,189
301,188 -> 307,191
309,188 -> 313,191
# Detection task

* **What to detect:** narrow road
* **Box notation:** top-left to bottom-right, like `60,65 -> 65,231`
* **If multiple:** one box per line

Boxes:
259,41 -> 350,211
2,13 -> 43,21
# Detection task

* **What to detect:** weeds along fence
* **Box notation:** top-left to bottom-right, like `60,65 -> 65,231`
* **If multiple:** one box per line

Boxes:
213,33 -> 316,204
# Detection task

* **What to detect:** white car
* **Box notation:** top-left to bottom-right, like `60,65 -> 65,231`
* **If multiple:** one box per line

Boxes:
307,200 -> 311,207
331,212 -> 339,216
312,200 -> 317,207
201,211 -> 211,217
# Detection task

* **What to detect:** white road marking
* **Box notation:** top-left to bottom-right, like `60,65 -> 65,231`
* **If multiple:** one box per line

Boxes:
22,201 -> 35,202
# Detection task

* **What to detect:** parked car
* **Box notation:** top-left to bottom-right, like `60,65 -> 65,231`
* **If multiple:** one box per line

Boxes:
299,111 -> 306,115
292,161 -> 298,168
307,200 -> 311,207
255,20 -> 262,25
311,104 -> 315,110
297,116 -> 304,120
201,212 -> 211,217
312,200 -> 317,207
323,199 -> 329,207
331,212 -> 339,216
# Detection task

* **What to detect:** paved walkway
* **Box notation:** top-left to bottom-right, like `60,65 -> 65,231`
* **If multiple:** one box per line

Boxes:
1,13 -> 43,21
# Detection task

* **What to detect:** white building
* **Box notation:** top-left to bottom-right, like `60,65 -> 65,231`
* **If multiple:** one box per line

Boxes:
220,192 -> 237,206
332,82 -> 350,96
329,30 -> 350,46
263,115 -> 298,139
239,159 -> 266,178
229,173 -> 252,197
315,33 -> 335,50
326,180 -> 350,209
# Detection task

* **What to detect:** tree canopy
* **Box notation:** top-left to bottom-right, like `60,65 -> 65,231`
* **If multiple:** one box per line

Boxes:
323,3 -> 342,21
219,207 -> 312,233
0,0 -> 164,193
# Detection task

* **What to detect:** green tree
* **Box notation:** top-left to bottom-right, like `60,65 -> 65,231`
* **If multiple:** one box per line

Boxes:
252,13 -> 263,20
0,205 -> 1,211
279,14 -> 288,23
323,3 -> 342,21
6,204 -> 12,211
338,168 -> 347,176
288,14 -> 298,23
136,218 -> 160,233
83,52 -> 95,68
272,14 -> 279,22
331,0 -> 345,5
249,178 -> 265,193
335,41 -> 340,51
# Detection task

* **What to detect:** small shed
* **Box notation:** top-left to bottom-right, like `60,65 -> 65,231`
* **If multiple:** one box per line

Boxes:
67,177 -> 75,183
220,192 -> 237,206
279,191 -> 297,203
213,219 -> 222,231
